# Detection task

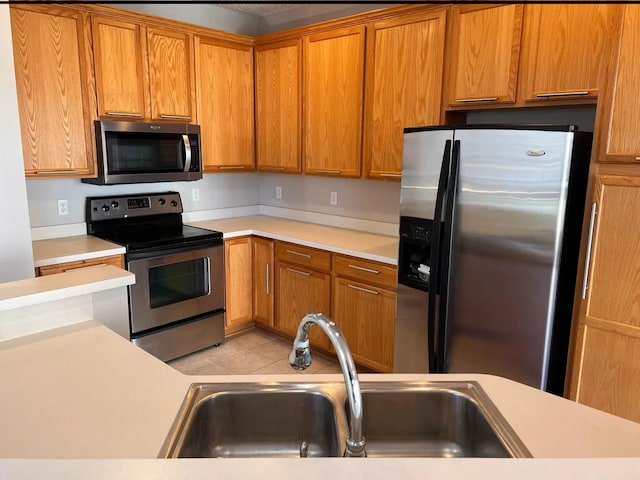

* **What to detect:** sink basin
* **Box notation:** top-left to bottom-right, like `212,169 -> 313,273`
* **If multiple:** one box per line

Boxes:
347,383 -> 518,457
159,381 -> 530,458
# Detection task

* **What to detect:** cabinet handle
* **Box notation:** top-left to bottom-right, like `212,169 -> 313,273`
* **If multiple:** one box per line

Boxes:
286,249 -> 311,258
159,114 -> 191,120
64,263 -> 107,273
218,166 -> 246,170
536,91 -> 589,98
266,263 -> 270,295
106,112 -> 143,117
347,284 -> 379,295
379,173 -> 401,178
35,170 -> 81,175
635,157 -> 640,161
286,267 -> 311,277
348,264 -> 379,274
313,170 -> 342,175
262,166 -> 285,171
455,97 -> 499,103
581,202 -> 597,300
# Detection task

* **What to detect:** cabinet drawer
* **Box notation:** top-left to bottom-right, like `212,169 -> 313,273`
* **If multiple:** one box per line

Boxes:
274,241 -> 331,271
37,254 -> 124,276
333,254 -> 397,289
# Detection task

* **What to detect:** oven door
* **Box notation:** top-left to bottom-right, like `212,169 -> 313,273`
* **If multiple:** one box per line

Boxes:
127,244 -> 224,334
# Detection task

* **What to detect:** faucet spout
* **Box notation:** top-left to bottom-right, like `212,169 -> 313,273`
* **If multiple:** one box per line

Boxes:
289,313 -> 366,457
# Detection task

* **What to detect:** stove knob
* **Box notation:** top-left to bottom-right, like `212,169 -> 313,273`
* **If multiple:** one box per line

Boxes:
111,201 -> 119,209
101,204 -> 110,212
170,200 -> 178,207
158,198 -> 166,205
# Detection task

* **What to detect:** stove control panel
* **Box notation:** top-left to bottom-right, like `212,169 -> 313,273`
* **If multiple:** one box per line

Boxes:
87,192 -> 183,221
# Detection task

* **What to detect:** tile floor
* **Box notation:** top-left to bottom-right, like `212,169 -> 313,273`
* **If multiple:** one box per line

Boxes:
167,328 -> 343,375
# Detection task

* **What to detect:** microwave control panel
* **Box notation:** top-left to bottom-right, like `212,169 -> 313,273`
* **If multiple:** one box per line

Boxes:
87,192 -> 182,221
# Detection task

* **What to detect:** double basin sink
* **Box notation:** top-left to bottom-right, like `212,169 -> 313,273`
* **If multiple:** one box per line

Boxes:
159,380 -> 531,458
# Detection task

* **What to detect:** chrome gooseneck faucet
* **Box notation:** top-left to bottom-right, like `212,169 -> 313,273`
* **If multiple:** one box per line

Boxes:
289,313 -> 366,457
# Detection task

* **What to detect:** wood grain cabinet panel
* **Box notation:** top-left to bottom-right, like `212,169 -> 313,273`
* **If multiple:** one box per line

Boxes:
36,255 -> 124,276
224,237 -> 253,332
253,237 -> 274,328
304,26 -> 365,177
518,4 -> 622,104
91,15 -> 147,119
570,175 -> 640,422
447,4 -> 523,107
10,5 -> 96,177
596,4 -> 640,163
195,36 -> 254,172
332,276 -> 395,372
363,9 -> 446,180
147,27 -> 194,122
255,39 -> 301,174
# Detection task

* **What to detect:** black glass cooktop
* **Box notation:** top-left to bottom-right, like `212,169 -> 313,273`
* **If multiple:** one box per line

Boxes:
93,224 -> 222,252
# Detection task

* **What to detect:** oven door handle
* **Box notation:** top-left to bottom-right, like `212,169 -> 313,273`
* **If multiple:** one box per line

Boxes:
182,134 -> 192,172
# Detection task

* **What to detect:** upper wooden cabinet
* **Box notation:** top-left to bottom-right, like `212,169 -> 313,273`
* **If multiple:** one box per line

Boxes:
91,15 -> 147,119
10,5 -> 96,177
595,5 -> 640,164
518,4 -> 622,104
195,36 -> 254,172
303,26 -> 365,178
363,9 -> 447,180
147,27 -> 195,122
255,39 -> 302,174
447,4 -> 523,108
570,175 -> 640,422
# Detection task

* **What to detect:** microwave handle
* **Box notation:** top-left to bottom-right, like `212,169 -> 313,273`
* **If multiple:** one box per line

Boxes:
182,135 -> 192,172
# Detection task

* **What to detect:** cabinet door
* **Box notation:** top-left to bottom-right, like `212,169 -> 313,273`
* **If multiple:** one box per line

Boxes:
519,4 -> 622,104
253,237 -> 274,328
275,261 -> 331,351
91,15 -> 147,119
224,237 -> 253,332
36,255 -> 124,276
448,4 -> 523,107
570,176 -> 640,422
363,10 -> 447,180
195,36 -> 254,172
332,276 -> 396,372
147,27 -> 194,122
304,26 -> 365,177
596,5 -> 640,163
255,39 -> 301,173
10,5 -> 96,176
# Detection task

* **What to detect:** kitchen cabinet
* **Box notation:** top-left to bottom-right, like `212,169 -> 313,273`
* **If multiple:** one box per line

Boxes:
91,15 -> 147,119
570,175 -> 640,423
362,9 -> 447,180
303,26 -> 365,178
275,242 -> 332,351
147,27 -> 195,122
255,39 -> 302,174
252,237 -> 274,328
10,5 -> 96,177
195,36 -> 254,172
36,255 -> 124,276
594,5 -> 640,164
224,237 -> 253,334
518,4 -> 622,105
332,254 -> 396,372
447,4 -> 523,108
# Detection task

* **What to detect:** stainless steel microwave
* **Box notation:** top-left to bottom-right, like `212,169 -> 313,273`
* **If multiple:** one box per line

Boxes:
82,120 -> 202,185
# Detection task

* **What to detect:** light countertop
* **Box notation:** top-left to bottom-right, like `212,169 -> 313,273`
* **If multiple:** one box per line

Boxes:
32,235 -> 126,268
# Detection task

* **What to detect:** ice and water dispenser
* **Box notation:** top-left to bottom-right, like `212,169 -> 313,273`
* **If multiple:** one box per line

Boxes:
398,216 -> 434,292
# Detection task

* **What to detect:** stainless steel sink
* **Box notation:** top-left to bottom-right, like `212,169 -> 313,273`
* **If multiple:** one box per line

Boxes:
159,381 -> 531,458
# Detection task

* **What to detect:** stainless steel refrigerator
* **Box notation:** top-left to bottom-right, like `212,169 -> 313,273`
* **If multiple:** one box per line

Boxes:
394,125 -> 592,395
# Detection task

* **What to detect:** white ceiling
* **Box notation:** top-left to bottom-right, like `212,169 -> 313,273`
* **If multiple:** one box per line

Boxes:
216,3 -> 311,18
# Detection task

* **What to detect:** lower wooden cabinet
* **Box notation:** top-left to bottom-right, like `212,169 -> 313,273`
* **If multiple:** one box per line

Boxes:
332,276 -> 396,372
252,237 -> 274,328
224,237 -> 253,333
275,260 -> 331,352
36,254 -> 123,276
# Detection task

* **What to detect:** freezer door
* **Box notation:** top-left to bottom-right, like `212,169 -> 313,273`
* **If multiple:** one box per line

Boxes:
444,128 -> 574,389
400,129 -> 454,220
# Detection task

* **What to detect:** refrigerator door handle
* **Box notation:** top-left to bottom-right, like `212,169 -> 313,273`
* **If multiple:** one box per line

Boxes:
427,139 -> 452,372
435,139 -> 461,372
